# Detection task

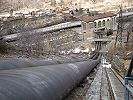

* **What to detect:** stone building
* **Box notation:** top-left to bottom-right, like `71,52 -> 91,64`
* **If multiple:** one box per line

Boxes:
80,12 -> 117,34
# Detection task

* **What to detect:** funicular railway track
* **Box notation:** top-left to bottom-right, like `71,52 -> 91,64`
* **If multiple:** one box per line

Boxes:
110,68 -> 124,86
105,66 -> 125,100
0,52 -> 100,100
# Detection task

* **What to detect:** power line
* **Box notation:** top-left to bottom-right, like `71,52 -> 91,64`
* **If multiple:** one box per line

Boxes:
114,5 -> 123,47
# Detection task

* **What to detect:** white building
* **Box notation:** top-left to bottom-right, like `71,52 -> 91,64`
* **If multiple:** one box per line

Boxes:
80,12 -> 117,34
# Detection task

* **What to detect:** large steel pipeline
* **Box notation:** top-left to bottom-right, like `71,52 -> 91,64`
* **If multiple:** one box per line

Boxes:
0,53 -> 99,70
91,53 -> 99,60
0,56 -> 100,100
0,59 -> 58,70
88,53 -> 95,59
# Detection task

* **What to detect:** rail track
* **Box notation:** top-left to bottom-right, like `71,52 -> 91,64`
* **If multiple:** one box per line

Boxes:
105,67 -> 125,100
110,68 -> 125,86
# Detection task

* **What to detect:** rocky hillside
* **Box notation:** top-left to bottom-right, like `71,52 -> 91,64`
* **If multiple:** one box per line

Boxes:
0,0 -> 132,13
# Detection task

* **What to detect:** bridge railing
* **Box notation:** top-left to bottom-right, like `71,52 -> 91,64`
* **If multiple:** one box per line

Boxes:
125,55 -> 133,100
125,77 -> 133,100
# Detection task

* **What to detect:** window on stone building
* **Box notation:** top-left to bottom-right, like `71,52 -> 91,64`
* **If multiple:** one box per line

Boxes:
114,17 -> 116,23
107,19 -> 110,28
98,21 -> 101,28
82,22 -> 86,30
94,22 -> 97,28
89,22 -> 93,28
102,20 -> 105,27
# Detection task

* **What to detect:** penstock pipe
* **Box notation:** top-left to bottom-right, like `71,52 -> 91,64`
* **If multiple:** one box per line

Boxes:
0,56 -> 100,100
0,53 -> 99,70
0,59 -> 58,70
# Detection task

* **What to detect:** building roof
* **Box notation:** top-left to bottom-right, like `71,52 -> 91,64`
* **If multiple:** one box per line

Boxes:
81,12 -> 116,22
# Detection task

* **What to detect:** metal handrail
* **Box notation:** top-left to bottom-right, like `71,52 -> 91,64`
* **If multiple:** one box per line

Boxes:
125,54 -> 133,100
125,77 -> 133,100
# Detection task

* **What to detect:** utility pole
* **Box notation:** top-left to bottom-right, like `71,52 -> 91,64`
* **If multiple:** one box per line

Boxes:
114,5 -> 123,47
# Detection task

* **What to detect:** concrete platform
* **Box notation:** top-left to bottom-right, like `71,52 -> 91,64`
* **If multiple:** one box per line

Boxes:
106,68 -> 125,100
84,65 -> 110,100
85,65 -> 125,100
